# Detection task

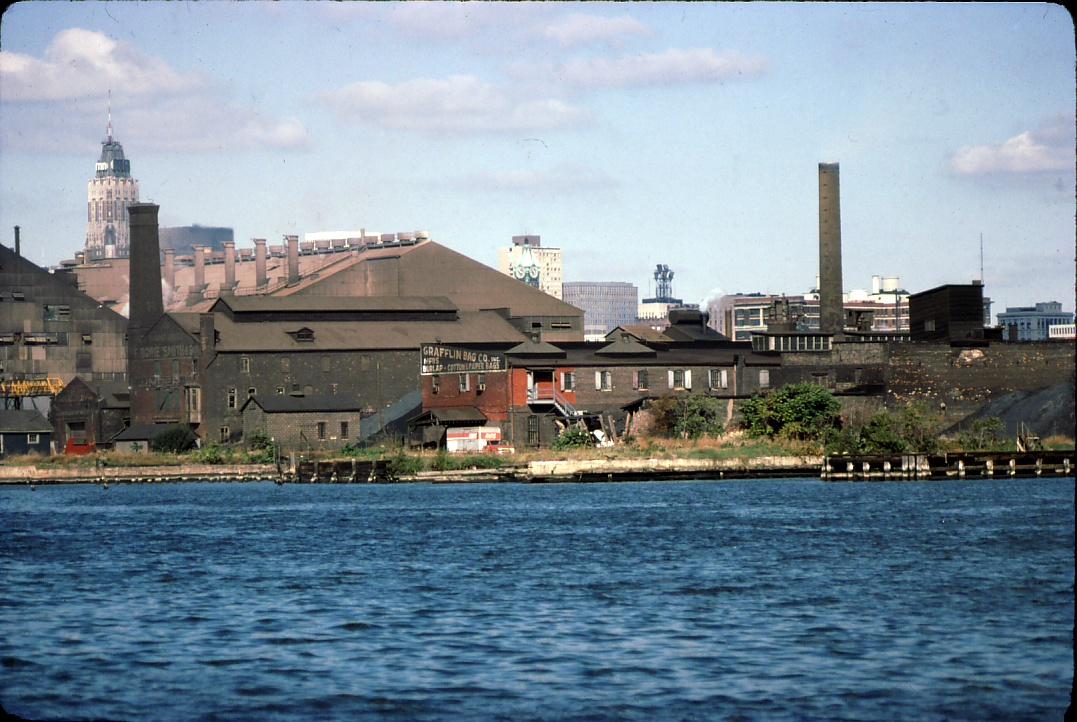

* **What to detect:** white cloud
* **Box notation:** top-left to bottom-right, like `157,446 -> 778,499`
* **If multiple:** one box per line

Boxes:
0,28 -> 204,102
555,48 -> 768,90
319,75 -> 589,134
543,14 -> 650,47
0,29 -> 310,153
950,116 -> 1076,176
449,163 -> 617,194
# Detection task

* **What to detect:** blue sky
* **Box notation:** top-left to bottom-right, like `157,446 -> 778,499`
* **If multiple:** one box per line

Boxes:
1,1 -> 1073,318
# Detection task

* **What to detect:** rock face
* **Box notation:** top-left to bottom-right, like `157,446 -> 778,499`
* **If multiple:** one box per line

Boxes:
950,381 -> 1075,438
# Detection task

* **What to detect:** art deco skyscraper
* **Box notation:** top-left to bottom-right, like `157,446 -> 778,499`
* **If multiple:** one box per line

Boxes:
85,104 -> 139,260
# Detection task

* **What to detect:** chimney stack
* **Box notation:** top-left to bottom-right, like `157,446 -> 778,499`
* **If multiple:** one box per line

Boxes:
13,226 -> 20,257
286,234 -> 299,285
188,245 -> 206,305
127,204 -> 164,341
163,248 -> 175,295
818,162 -> 844,335
254,238 -> 267,289
222,241 -> 236,294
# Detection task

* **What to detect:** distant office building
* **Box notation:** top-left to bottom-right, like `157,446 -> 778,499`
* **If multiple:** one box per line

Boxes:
711,275 -> 910,341
159,226 -> 234,257
998,302 -> 1074,341
563,282 -> 639,340
85,112 -> 139,260
497,235 -> 563,299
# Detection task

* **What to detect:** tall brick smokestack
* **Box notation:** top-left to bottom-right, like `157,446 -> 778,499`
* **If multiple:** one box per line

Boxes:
188,245 -> 206,305
286,234 -> 299,285
163,248 -> 175,295
254,238 -> 267,289
128,203 -> 163,341
818,162 -> 844,335
222,241 -> 236,294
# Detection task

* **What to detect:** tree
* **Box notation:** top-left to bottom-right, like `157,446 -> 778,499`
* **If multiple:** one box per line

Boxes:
858,413 -> 908,454
740,383 -> 841,441
957,417 -> 1006,451
647,394 -> 725,439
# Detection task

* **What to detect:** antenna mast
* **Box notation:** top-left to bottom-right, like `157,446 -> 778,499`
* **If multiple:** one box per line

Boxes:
107,89 -> 113,142
979,232 -> 984,283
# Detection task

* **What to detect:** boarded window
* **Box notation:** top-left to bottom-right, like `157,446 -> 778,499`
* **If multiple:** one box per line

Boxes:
759,369 -> 770,388
241,357 -> 250,373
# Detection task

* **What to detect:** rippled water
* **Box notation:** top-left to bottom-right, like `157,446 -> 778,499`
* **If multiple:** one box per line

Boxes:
1,478 -> 1072,721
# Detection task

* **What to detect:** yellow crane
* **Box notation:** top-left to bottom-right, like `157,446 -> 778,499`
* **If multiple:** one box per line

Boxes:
0,377 -> 66,398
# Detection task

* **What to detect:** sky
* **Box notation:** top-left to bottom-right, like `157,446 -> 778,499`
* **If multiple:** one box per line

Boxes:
1,1 -> 1074,320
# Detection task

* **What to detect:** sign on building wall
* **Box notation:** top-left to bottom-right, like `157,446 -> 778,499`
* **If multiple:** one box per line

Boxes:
420,344 -> 506,375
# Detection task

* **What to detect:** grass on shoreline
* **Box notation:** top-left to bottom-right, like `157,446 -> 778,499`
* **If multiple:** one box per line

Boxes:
6,430 -> 1069,472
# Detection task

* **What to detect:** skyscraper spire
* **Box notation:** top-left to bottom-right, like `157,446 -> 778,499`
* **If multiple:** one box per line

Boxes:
107,89 -> 113,142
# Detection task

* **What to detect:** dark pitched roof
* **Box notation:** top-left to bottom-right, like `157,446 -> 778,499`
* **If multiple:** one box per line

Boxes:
213,310 -> 524,352
595,335 -> 658,357
214,295 -> 458,314
607,325 -> 673,344
428,407 -> 488,424
0,409 -> 51,433
506,337 -> 567,357
241,394 -> 364,413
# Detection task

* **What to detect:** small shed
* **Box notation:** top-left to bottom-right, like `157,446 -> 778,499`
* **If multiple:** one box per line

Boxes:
50,377 -> 131,453
0,409 -> 53,457
407,406 -> 489,448
110,424 -> 168,454
240,394 -> 364,451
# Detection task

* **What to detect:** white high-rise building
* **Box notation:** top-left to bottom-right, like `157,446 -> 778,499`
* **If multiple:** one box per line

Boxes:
497,235 -> 563,299
85,108 -> 139,260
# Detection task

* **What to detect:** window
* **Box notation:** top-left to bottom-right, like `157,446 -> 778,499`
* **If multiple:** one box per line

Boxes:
340,421 -> 349,439
219,426 -> 230,443
82,333 -> 93,345
241,357 -> 250,373
669,369 -> 691,390
432,375 -> 440,394
172,359 -> 180,379
709,368 -> 728,389
560,372 -> 575,391
527,415 -> 539,446
759,369 -> 770,388
76,351 -> 92,373
634,370 -> 649,390
317,421 -> 327,440
247,387 -> 256,397
594,370 -> 611,391
227,387 -> 237,409
27,433 -> 39,445
924,319 -> 936,332
477,374 -> 486,392
43,305 -> 71,321
459,373 -> 470,392
329,383 -> 338,395
280,357 -> 290,372
276,386 -> 286,395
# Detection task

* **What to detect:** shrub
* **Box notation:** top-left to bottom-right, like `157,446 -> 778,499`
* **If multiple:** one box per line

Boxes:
189,443 -> 228,465
858,413 -> 908,454
386,448 -> 423,477
674,395 -> 725,439
824,427 -> 861,455
552,425 -> 594,450
740,384 -> 841,441
957,417 -> 1006,451
897,402 -> 943,454
150,425 -> 197,453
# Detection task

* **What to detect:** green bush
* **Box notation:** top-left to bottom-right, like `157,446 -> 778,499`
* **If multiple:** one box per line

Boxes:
189,443 -> 228,465
740,384 -> 841,441
858,413 -> 908,454
957,417 -> 1006,451
150,425 -> 197,453
824,427 -> 861,455
647,394 -> 725,439
386,449 -> 423,477
897,402 -> 943,454
552,425 -> 594,449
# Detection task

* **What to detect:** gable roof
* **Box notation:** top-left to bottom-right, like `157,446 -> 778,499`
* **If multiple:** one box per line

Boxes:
0,409 -> 51,434
111,424 -> 171,442
240,394 -> 365,413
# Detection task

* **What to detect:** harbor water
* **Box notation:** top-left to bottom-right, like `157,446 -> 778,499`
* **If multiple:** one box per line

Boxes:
1,478 -> 1073,721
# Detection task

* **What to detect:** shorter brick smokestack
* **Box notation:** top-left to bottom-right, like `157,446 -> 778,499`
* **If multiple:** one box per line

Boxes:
163,248 -> 175,294
13,226 -> 20,257
286,234 -> 299,285
188,245 -> 206,305
254,238 -> 267,289
222,241 -> 236,294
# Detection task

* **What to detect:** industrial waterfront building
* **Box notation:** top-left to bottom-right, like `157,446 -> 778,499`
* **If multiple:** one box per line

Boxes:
496,235 -> 564,299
